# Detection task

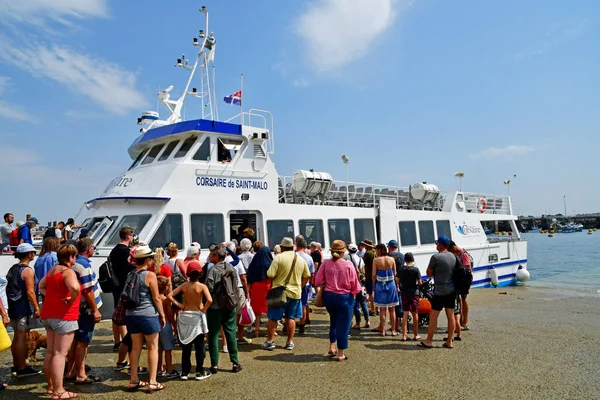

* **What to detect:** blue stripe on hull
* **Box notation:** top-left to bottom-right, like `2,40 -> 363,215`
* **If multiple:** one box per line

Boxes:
472,259 -> 527,272
140,118 -> 242,143
472,273 -> 517,289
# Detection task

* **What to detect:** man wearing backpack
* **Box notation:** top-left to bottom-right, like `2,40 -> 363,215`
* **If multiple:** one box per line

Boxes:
449,241 -> 473,330
262,237 -> 310,351
0,213 -> 14,252
205,246 -> 243,374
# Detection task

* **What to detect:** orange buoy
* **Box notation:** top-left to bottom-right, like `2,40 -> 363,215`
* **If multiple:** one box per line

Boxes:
418,298 -> 431,315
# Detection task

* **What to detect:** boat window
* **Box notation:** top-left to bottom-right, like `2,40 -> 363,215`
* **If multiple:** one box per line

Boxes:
191,214 -> 225,246
158,140 -> 180,161
105,214 -> 152,247
142,144 -> 165,165
217,138 -> 243,163
193,138 -> 211,161
354,219 -> 375,243
418,221 -> 435,245
129,148 -> 148,170
267,220 -> 294,249
174,136 -> 197,158
328,219 -> 351,246
72,216 -> 117,241
436,220 -> 452,239
299,219 -> 324,245
399,221 -> 417,247
149,214 -> 183,249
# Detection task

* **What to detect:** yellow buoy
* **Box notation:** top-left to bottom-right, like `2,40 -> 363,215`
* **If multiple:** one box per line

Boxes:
494,231 -> 500,235
502,231 -> 506,235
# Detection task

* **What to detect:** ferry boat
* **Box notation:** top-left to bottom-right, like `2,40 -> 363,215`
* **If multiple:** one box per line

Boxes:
0,7 -> 529,314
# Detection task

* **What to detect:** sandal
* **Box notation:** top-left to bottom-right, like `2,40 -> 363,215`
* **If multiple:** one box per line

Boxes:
417,341 -> 434,348
335,355 -> 348,361
52,391 -> 79,400
327,350 -> 337,357
351,324 -> 361,330
127,381 -> 148,392
147,382 -> 165,392
391,331 -> 399,337
442,342 -> 453,349
75,375 -> 101,384
413,335 -> 421,341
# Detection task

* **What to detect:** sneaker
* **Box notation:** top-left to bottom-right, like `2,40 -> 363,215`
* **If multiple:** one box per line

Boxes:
298,324 -> 305,335
112,342 -> 121,352
232,363 -> 243,373
180,374 -> 189,381
195,371 -> 212,381
261,340 -> 276,351
237,337 -> 252,345
166,370 -> 180,379
246,327 -> 255,335
157,370 -> 167,377
114,361 -> 129,371
209,366 -> 218,375
222,345 -> 228,353
285,341 -> 295,350
15,366 -> 41,378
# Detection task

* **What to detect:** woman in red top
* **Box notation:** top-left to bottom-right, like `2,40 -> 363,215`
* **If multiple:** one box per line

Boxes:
39,244 -> 81,400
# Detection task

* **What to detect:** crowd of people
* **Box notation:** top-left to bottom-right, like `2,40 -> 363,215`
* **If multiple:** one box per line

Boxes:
0,215 -> 474,398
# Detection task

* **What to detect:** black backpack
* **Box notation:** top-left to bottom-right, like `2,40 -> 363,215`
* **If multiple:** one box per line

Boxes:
214,262 -> 239,311
452,255 -> 469,294
98,258 -> 119,293
6,264 -> 25,303
43,228 -> 56,240
121,270 -> 143,310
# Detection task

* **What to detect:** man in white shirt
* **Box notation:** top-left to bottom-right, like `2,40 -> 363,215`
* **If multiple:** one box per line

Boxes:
0,213 -> 14,251
295,235 -> 314,334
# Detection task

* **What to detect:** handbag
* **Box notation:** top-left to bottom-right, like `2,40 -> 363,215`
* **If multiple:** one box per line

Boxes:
239,299 -> 256,326
0,322 -> 11,352
112,296 -> 127,326
313,261 -> 327,308
266,254 -> 297,308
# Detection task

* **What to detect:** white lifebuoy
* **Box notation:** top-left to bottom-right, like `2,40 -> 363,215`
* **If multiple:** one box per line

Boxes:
488,268 -> 499,287
478,198 -> 487,213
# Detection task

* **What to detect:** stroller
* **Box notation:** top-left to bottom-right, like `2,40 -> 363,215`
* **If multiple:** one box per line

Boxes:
417,277 -> 434,327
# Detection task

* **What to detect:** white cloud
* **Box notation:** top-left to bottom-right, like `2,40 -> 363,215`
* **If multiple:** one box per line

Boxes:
513,19 -> 588,60
471,145 -> 535,160
295,0 -> 412,73
0,0 -> 107,26
0,40 -> 147,115
0,76 -> 37,122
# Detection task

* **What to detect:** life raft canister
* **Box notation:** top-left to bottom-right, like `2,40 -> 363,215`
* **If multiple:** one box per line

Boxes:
478,198 -> 487,213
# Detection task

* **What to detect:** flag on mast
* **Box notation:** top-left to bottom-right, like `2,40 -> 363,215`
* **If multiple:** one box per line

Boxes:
224,90 -> 242,106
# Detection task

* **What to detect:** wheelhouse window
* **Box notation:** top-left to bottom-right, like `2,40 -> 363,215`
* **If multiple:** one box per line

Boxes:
217,138 -> 243,163
129,148 -> 148,170
436,220 -> 452,239
149,214 -> 183,249
418,221 -> 436,245
399,221 -> 417,247
191,214 -> 225,247
354,219 -> 375,243
328,219 -> 351,245
142,144 -> 165,165
299,219 -> 324,245
158,140 -> 180,161
74,216 -> 117,241
193,138 -> 211,161
105,214 -> 152,247
267,220 -> 294,249
174,136 -> 197,158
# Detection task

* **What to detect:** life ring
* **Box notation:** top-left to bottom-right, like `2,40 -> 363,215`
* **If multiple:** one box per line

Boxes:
478,198 -> 487,213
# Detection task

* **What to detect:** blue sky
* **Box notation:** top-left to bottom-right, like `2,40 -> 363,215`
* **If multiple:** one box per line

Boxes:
0,0 -> 598,223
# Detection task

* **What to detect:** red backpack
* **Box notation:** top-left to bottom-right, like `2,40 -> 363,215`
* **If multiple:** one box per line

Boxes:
9,228 -> 19,246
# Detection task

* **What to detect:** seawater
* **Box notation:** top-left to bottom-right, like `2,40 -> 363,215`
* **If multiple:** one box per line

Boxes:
523,231 -> 600,293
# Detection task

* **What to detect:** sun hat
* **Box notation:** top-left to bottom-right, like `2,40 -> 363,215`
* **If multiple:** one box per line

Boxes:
16,221 -> 25,228
387,239 -> 399,248
360,239 -> 374,249
186,261 -> 203,277
280,237 -> 294,248
347,243 -> 358,252
330,240 -> 347,253
16,243 -> 36,253
435,236 -> 451,246
133,245 -> 155,258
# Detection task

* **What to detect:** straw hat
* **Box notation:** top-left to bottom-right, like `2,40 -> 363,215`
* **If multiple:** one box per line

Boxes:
133,245 -> 155,258
280,237 -> 294,248
360,239 -> 374,249
330,240 -> 347,253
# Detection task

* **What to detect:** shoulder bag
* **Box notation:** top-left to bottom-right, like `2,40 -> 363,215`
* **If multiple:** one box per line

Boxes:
266,254 -> 297,308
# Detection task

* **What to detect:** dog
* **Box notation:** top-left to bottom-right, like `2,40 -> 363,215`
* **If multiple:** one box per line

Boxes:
27,330 -> 47,362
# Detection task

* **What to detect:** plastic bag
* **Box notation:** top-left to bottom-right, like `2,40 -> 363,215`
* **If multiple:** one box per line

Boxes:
0,323 -> 11,353
239,299 -> 255,326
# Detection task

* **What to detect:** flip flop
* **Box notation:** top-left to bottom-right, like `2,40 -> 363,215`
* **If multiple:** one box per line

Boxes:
391,331 -> 399,337
442,342 -> 453,349
327,350 -> 337,357
400,337 -> 408,341
127,381 -> 148,392
52,391 -> 78,400
335,355 -> 348,361
417,341 -> 433,348
75,375 -> 101,385
443,336 -> 462,342
147,382 -> 165,392
413,336 -> 422,341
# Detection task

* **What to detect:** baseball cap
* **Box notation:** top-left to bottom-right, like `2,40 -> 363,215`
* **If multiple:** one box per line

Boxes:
387,239 -> 399,248
435,235 -> 451,246
28,217 -> 39,224
80,228 -> 89,236
186,261 -> 203,278
16,243 -> 36,253
347,243 -> 358,252
187,245 -> 200,258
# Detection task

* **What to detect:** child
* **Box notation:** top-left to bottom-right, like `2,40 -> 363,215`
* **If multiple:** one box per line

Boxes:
157,276 -> 179,379
398,253 -> 422,341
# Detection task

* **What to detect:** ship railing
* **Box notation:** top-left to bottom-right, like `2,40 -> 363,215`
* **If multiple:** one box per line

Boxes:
225,109 -> 275,154
462,192 -> 513,215
278,176 -> 442,210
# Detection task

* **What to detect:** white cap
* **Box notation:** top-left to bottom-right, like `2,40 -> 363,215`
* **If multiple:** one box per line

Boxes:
187,245 -> 200,258
16,243 -> 36,253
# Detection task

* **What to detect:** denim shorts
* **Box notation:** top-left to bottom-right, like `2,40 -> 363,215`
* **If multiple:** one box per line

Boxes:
125,315 -> 161,335
75,313 -> 96,343
301,285 -> 310,307
267,298 -> 303,321
159,322 -> 175,351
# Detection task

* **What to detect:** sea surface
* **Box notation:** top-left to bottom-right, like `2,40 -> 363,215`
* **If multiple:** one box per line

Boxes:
523,230 -> 600,293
